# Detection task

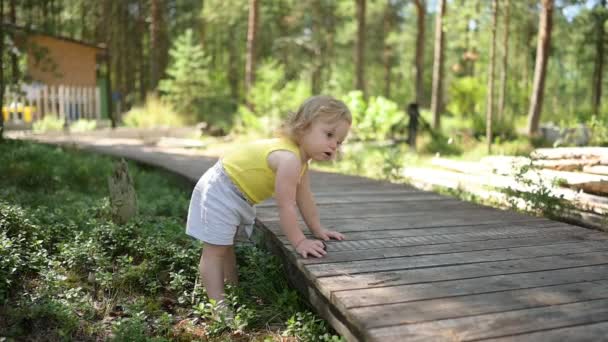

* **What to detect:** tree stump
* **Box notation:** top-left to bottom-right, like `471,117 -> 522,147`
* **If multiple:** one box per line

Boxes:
108,158 -> 138,224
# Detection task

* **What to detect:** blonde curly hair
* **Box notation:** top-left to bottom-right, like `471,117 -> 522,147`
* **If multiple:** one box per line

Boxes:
277,95 -> 352,142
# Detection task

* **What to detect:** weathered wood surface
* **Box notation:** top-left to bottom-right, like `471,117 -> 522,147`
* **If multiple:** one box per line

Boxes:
256,170 -> 608,341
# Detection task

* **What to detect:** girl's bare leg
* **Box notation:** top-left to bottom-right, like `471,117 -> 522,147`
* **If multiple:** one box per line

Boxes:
199,243 -> 232,302
223,245 -> 238,286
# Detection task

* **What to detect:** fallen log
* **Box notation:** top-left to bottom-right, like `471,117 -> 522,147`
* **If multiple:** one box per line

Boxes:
403,167 -> 607,231
403,167 -> 608,215
531,147 -> 608,160
568,181 -> 608,196
584,165 -> 608,176
532,158 -> 601,171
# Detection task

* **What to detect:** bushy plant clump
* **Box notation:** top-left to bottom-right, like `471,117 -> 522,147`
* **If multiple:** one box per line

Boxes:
0,140 -> 341,341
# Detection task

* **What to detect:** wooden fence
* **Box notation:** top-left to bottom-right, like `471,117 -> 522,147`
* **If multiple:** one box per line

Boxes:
2,84 -> 101,124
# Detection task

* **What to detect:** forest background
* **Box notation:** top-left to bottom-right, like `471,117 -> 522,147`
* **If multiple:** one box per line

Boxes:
0,0 -> 607,149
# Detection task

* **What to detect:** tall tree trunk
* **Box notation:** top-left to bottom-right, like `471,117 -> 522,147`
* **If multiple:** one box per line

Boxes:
527,0 -> 554,136
592,0 -> 607,117
245,0 -> 259,108
486,0 -> 499,154
325,3 -> 336,87
382,1 -> 394,98
498,0 -> 510,120
355,0 -> 366,96
228,26 -> 239,103
80,1 -> 87,40
123,2 -> 133,108
137,0 -> 147,102
469,0 -> 481,77
430,0 -> 446,129
311,0 -> 322,95
0,0 -> 5,140
9,0 -> 18,83
413,0 -> 425,105
199,0 -> 206,49
149,0 -> 163,89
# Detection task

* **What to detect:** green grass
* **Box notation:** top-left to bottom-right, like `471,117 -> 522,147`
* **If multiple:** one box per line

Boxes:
0,139 -> 342,341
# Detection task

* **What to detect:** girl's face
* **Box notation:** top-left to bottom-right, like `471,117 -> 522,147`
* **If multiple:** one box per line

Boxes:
298,118 -> 350,162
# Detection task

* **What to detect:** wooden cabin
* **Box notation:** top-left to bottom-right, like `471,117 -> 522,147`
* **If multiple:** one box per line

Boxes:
2,24 -> 110,125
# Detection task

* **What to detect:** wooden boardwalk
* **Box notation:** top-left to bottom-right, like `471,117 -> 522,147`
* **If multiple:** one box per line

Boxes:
256,172 -> 608,341
15,133 -> 608,341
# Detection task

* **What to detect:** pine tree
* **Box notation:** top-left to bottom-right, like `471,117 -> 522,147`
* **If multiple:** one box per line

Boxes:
158,29 -> 210,122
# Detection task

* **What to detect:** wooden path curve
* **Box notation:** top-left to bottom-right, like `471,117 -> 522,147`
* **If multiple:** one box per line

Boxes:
17,134 -> 608,341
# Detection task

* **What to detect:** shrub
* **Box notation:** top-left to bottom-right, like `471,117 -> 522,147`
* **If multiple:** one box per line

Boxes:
33,114 -> 64,132
447,76 -> 485,118
341,91 -> 407,141
233,59 -> 310,136
69,119 -> 97,132
123,95 -> 185,128
158,29 -> 217,125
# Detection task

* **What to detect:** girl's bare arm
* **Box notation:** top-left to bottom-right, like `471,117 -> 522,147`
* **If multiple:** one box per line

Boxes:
272,151 -> 326,258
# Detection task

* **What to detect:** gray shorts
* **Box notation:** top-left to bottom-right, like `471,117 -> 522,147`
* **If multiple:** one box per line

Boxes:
186,161 -> 256,245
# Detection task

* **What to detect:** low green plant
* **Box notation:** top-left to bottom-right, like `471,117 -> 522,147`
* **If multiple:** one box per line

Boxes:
341,91 -> 407,141
123,95 -> 186,128
69,119 -> 97,132
0,140 -> 341,341
447,76 -> 485,118
589,115 -> 608,146
33,114 -> 64,132
283,311 -> 344,342
502,161 -> 571,219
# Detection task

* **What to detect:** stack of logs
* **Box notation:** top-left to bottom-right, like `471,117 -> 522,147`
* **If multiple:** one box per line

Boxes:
403,147 -> 608,230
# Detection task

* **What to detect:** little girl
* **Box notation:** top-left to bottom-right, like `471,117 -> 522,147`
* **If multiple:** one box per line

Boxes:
186,95 -> 352,304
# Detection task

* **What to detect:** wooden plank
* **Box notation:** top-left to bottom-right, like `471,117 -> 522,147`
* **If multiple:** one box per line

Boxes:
292,230 -> 607,265
316,251 -> 608,298
255,192 -> 448,208
257,201 -> 516,221
261,214 -> 551,236
306,240 -> 608,278
333,264 -> 608,309
259,202 -> 541,223
273,222 -> 569,248
366,298 -> 608,342
483,321 -> 608,342
350,279 -> 608,329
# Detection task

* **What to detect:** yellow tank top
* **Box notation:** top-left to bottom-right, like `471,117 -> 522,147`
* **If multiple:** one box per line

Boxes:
222,138 -> 308,204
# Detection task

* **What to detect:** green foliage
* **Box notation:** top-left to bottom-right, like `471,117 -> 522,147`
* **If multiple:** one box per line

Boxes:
69,119 -> 98,132
341,91 -> 407,141
2,298 -> 80,340
158,29 -> 212,124
589,115 -> 608,146
0,203 -> 48,303
419,132 -> 463,156
447,77 -> 485,118
33,115 -> 64,132
0,140 -> 341,340
123,94 -> 186,128
283,311 -> 344,342
502,161 -> 571,219
469,111 -> 517,141
111,311 -> 150,342
234,59 -> 311,136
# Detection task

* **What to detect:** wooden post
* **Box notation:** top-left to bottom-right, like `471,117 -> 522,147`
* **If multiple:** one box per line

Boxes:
108,158 -> 138,224
96,86 -> 102,120
34,86 -> 41,121
407,103 -> 420,151
58,85 -> 65,123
